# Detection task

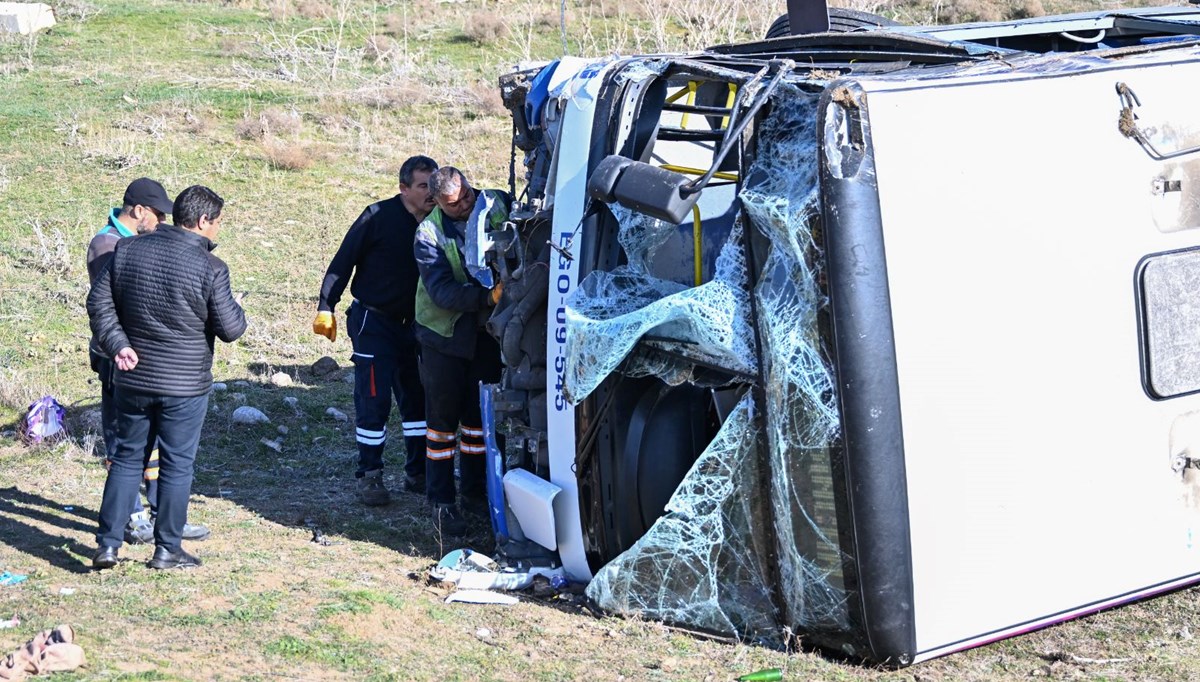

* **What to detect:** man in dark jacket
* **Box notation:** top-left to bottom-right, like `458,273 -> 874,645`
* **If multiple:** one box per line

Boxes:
88,185 -> 246,570
86,178 -> 210,545
414,166 -> 508,537
313,155 -> 438,506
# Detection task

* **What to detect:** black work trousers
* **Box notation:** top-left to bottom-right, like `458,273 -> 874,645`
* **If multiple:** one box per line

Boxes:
419,334 -> 502,505
94,352 -> 158,516
346,302 -> 426,479
96,388 -> 208,552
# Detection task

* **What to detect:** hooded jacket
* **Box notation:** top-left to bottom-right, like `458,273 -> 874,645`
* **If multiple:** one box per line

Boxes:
87,224 -> 247,397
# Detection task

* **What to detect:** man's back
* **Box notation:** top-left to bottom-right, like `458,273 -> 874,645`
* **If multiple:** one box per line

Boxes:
89,224 -> 246,397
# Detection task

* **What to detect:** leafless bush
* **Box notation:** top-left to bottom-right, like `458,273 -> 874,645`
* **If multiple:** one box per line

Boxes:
54,0 -> 102,22
348,82 -> 436,109
464,12 -> 510,46
296,0 -> 334,19
82,149 -> 142,171
364,34 -> 398,63
263,141 -> 314,170
464,80 -> 508,118
236,107 -> 302,140
24,220 -> 72,276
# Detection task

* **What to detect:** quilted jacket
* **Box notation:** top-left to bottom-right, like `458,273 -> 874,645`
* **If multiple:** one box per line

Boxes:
87,224 -> 247,397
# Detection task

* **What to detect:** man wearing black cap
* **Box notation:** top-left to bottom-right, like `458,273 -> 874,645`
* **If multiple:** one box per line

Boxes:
89,184 -> 245,570
86,178 -> 210,550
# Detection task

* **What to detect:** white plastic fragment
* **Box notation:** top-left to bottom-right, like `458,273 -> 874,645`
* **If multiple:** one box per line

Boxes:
58,587 -> 75,596
231,406 -> 270,424
445,590 -> 518,605
0,3 -> 55,35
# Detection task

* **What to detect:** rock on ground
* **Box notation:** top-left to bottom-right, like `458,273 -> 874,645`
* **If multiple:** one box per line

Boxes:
231,406 -> 270,424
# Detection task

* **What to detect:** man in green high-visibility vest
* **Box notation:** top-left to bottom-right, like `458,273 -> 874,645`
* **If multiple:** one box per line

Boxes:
413,166 -> 509,538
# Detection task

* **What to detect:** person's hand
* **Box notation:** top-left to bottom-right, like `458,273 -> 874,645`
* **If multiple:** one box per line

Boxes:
114,347 -> 139,371
312,311 -> 337,341
489,281 -> 504,306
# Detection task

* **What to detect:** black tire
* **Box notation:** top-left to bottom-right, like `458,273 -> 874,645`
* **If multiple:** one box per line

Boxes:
765,8 -> 899,39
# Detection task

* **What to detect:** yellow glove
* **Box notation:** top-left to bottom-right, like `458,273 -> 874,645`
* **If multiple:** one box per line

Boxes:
312,311 -> 337,341
489,280 -> 504,306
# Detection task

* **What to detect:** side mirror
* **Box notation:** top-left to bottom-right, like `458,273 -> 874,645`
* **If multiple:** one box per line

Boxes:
586,155 -> 701,225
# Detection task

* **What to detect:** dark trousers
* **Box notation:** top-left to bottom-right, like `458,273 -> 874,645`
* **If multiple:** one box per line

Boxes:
96,388 -> 208,552
94,352 -> 158,516
347,302 -> 426,479
419,335 -> 502,505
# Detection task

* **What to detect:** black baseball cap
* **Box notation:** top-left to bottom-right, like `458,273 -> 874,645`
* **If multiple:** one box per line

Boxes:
122,178 -> 173,216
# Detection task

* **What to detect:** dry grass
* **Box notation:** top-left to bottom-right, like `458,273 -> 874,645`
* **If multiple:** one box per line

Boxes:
464,11 -> 511,46
263,141 -> 315,171
235,107 -> 303,140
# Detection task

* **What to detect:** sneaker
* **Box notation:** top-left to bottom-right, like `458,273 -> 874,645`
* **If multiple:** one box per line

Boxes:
359,469 -> 391,506
182,523 -> 210,541
124,512 -> 154,545
402,473 -> 425,494
432,503 -> 468,537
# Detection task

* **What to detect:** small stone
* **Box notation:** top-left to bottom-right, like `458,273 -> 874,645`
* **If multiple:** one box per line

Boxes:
283,396 -> 299,408
311,356 -> 339,376
270,372 -> 293,387
211,382 -> 228,392
475,627 -> 491,640
325,407 -> 348,422
260,438 -> 283,452
232,380 -> 251,388
232,406 -> 271,424
277,425 -> 289,435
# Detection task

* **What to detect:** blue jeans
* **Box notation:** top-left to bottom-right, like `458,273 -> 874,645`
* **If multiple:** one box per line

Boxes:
96,388 -> 208,552
94,352 -> 158,516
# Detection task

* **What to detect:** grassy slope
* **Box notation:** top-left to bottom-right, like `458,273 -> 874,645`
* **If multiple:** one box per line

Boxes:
0,0 -> 1197,680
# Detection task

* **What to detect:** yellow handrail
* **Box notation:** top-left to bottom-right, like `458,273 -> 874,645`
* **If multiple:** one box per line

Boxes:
659,163 -> 739,182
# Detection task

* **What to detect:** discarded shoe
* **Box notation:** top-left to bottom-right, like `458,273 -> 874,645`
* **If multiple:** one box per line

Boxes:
91,546 -> 119,570
402,473 -> 425,494
432,503 -> 468,537
182,522 -> 210,541
358,469 -> 391,506
147,546 -> 201,570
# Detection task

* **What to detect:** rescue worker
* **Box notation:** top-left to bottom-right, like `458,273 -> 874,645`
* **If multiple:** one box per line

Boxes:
413,166 -> 508,537
86,178 -> 210,545
314,155 -> 438,505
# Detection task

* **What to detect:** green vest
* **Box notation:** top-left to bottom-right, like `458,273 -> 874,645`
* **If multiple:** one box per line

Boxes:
414,190 -> 509,338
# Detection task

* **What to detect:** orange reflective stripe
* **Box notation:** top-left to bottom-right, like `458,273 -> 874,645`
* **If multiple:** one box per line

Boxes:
426,446 -> 455,460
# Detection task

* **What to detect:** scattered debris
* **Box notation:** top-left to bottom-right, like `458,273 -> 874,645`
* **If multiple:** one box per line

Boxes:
475,627 -> 492,640
231,406 -> 270,425
232,381 -> 250,388
269,372 -> 293,387
737,669 -> 782,682
260,438 -> 283,453
445,590 -> 518,605
277,425 -> 289,436
282,396 -> 300,416
430,549 -> 563,591
311,356 -> 339,376
0,573 -> 27,587
325,407 -> 348,422
62,507 -> 72,512
20,396 -> 66,445
0,616 -> 17,630
57,588 -> 75,596
211,382 -> 228,392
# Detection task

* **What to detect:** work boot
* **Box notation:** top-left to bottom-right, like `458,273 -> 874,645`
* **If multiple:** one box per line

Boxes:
432,503 -> 468,537
358,469 -> 391,506
402,473 -> 425,494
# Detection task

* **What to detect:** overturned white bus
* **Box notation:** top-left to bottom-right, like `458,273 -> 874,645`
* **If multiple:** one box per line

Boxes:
474,3 -> 1200,665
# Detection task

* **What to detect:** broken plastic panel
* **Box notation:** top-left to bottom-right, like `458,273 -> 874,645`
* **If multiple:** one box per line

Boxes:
584,85 -> 849,643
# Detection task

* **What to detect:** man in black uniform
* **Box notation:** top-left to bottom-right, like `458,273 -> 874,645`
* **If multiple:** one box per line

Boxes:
313,155 -> 438,506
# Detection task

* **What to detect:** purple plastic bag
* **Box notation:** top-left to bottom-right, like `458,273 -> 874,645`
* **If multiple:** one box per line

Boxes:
20,395 -> 67,445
